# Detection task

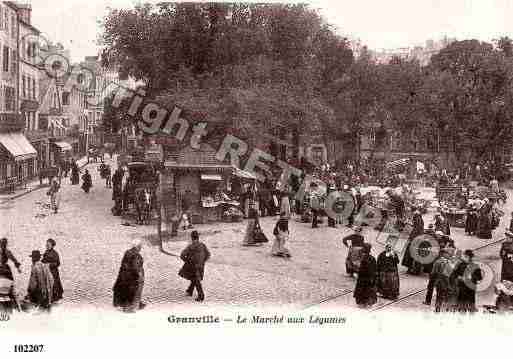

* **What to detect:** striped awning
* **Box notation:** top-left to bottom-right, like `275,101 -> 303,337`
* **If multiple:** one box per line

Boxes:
201,174 -> 223,181
54,141 -> 72,151
0,132 -> 37,161
385,158 -> 410,169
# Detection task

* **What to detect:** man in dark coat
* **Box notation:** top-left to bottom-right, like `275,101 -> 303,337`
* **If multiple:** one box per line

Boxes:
354,243 -> 377,308
113,240 -> 145,312
41,238 -> 63,302
179,231 -> 211,302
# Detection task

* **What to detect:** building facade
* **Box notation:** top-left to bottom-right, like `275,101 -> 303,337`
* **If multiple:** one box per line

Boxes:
0,1 -> 38,191
18,3 -> 46,175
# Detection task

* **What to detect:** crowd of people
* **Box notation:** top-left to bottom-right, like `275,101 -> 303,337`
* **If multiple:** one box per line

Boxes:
0,238 -> 63,313
0,231 -> 212,314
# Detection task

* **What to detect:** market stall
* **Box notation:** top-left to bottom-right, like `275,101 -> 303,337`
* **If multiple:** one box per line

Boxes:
160,162 -> 241,225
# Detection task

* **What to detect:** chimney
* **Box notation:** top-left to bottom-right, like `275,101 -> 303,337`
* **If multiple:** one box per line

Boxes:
16,3 -> 32,24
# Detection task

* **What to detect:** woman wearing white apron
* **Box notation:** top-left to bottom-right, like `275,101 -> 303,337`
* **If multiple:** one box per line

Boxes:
271,217 -> 291,258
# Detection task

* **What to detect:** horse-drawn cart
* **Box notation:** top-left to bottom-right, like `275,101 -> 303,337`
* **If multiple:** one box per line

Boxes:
123,162 -> 159,224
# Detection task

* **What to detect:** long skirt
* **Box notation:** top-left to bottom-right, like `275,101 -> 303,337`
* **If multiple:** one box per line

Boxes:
377,270 -> 400,300
477,215 -> 492,239
354,281 -> 377,307
243,219 -> 257,246
434,281 -> 458,313
271,234 -> 290,257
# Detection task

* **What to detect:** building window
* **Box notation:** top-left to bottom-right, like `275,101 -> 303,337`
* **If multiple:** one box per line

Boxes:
11,15 -> 15,38
62,91 -> 70,105
369,128 -> 376,147
27,76 -> 31,99
4,11 -> 8,35
3,46 -> 9,72
38,116 -> 48,130
5,86 -> 15,111
391,131 -> 402,151
22,75 -> 26,98
32,78 -> 36,99
21,38 -> 26,60
11,48 -> 15,74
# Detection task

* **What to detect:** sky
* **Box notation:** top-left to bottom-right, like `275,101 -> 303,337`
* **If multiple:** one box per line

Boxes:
29,0 -> 513,62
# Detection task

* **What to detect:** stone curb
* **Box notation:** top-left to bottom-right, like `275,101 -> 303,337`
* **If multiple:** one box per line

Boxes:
0,157 -> 89,204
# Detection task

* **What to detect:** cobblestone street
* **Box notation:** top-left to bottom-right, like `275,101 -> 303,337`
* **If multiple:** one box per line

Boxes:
1,156 -> 511,314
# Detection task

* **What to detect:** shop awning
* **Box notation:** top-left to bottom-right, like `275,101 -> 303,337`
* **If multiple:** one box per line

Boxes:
233,167 -> 257,181
0,132 -> 37,161
385,158 -> 410,169
54,141 -> 72,151
201,174 -> 223,181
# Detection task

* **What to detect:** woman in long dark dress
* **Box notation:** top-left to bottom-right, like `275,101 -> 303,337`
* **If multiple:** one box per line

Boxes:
455,250 -> 482,313
0,238 -> 21,281
477,201 -> 493,239
465,205 -> 478,236
402,208 -> 424,274
377,244 -> 400,300
41,238 -> 64,302
113,240 -> 145,312
81,169 -> 92,193
71,162 -> 80,185
354,243 -> 377,308
242,203 -> 268,246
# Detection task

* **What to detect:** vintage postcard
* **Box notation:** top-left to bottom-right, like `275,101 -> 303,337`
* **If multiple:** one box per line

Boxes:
1,0 -> 513,356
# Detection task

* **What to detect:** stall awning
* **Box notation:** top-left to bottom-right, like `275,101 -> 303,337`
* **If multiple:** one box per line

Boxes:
201,174 -> 223,181
53,141 -> 72,151
0,132 -> 37,161
233,167 -> 257,181
386,158 -> 410,169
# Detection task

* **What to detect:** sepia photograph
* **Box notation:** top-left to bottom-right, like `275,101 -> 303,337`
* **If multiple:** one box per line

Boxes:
0,0 -> 513,355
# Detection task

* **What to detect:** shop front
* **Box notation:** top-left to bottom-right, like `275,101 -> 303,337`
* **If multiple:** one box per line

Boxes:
0,132 -> 38,191
51,140 -> 73,165
160,163 -> 238,225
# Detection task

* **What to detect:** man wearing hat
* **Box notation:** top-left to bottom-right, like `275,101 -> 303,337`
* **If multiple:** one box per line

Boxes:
179,231 -> 211,302
26,250 -> 54,311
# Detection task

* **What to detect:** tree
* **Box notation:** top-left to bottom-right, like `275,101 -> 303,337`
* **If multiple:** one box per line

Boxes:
426,40 -> 513,163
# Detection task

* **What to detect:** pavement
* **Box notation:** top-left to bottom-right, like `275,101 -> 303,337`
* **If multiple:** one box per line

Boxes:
0,156 -> 89,204
0,154 -> 511,314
